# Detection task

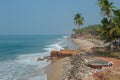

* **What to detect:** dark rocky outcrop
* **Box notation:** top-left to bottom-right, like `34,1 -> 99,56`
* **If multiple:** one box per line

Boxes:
50,50 -> 77,58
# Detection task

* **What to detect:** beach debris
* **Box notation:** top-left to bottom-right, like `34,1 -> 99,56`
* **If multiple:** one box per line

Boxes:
50,50 -> 77,58
62,53 -> 96,80
37,56 -> 51,61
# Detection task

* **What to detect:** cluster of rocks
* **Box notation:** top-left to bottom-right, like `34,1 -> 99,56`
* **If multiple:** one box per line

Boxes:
62,53 -> 98,80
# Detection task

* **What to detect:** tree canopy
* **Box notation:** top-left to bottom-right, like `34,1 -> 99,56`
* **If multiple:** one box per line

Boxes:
74,13 -> 84,27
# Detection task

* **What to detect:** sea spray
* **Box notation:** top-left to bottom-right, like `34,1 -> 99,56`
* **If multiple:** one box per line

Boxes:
0,35 -> 71,80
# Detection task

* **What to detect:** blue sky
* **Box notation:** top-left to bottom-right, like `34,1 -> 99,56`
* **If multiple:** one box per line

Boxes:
0,0 -> 120,35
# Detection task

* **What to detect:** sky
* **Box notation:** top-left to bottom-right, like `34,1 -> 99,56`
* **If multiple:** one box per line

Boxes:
0,0 -> 120,35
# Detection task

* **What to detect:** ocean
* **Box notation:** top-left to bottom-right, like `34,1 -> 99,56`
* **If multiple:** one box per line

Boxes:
0,35 -> 76,80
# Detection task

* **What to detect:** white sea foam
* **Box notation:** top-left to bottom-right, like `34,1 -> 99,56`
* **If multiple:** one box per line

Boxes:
63,36 -> 69,39
0,36 -> 68,80
29,74 -> 47,80
0,51 -> 49,80
16,52 -> 49,65
44,43 -> 64,51
0,60 -> 29,80
44,38 -> 65,51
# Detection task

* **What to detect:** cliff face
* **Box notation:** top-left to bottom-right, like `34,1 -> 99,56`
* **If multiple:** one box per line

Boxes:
50,50 -> 77,58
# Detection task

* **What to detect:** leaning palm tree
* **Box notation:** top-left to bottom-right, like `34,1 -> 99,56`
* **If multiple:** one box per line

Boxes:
97,0 -> 115,18
74,13 -> 84,27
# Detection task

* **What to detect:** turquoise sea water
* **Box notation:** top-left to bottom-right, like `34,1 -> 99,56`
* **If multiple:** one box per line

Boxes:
0,35 -> 76,80
0,35 -> 62,61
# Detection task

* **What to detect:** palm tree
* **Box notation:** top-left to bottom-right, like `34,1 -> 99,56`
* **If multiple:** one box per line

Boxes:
74,13 -> 84,27
97,0 -> 120,50
98,0 -> 115,18
98,18 -> 113,42
98,11 -> 120,49
112,9 -> 120,28
111,9 -> 120,47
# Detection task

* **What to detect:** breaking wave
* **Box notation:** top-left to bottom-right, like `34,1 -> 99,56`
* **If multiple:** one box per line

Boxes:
0,35 -> 68,80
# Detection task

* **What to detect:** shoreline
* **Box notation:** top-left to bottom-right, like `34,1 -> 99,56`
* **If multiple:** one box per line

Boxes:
45,38 -> 97,80
45,57 -> 69,80
71,38 -> 95,51
44,37 -> 120,80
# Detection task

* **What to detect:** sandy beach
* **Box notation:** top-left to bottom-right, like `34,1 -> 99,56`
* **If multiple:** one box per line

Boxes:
45,38 -> 96,80
71,39 -> 95,51
45,58 -> 69,80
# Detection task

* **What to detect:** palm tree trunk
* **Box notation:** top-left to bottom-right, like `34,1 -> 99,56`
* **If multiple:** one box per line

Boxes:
118,38 -> 120,45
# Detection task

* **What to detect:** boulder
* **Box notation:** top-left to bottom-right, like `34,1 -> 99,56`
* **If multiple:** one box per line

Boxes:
50,50 -> 77,58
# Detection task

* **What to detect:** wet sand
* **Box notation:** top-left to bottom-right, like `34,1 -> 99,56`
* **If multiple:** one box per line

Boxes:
45,58 -> 69,80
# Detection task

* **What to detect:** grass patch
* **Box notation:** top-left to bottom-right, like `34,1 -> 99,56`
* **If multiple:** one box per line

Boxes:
97,51 -> 120,59
95,47 -> 120,59
97,51 -> 110,56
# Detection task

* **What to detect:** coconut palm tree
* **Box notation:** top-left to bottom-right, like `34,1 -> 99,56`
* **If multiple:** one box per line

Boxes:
98,10 -> 120,49
97,0 -> 120,50
111,9 -> 120,47
98,18 -> 113,42
98,0 -> 115,18
74,13 -> 84,27
112,9 -> 120,28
